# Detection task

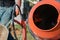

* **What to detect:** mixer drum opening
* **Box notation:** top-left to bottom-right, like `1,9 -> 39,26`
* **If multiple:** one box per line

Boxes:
33,4 -> 58,30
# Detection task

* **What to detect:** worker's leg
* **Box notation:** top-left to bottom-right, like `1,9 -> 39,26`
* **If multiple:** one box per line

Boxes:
0,7 -> 6,23
0,7 -> 13,27
0,6 -> 14,40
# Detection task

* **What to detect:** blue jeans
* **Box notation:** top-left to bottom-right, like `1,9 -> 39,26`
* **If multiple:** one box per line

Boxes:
0,6 -> 15,40
0,7 -> 13,27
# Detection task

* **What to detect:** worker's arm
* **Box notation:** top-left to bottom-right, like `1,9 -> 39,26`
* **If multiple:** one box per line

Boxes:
15,0 -> 21,16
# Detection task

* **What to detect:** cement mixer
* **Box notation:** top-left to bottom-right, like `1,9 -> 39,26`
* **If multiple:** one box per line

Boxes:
28,0 -> 60,40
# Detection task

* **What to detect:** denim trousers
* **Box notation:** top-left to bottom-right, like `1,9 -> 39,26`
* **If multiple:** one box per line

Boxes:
0,6 -> 13,27
0,6 -> 15,40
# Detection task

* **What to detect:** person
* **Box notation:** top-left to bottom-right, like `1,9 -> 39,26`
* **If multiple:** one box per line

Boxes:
0,0 -> 21,40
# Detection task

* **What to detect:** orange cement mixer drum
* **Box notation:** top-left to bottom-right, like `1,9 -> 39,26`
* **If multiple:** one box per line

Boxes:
28,0 -> 60,39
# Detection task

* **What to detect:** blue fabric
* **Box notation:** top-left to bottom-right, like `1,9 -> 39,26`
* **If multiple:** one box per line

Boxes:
0,1 -> 15,40
0,7 -> 13,27
0,0 -> 15,27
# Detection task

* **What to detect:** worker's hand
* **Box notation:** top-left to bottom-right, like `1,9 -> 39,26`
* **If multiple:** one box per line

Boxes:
15,6 -> 20,16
